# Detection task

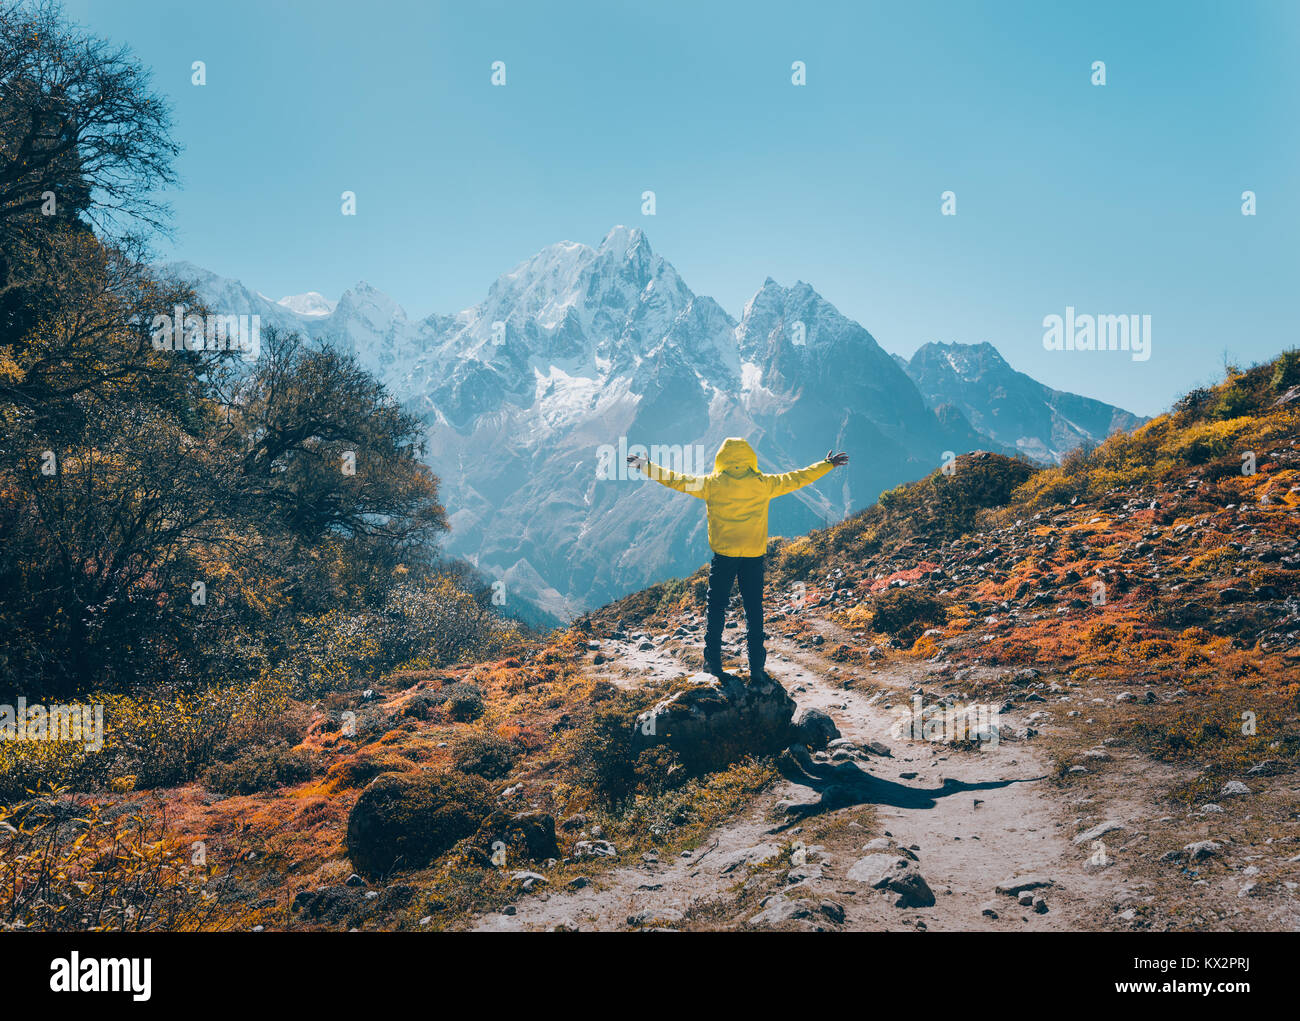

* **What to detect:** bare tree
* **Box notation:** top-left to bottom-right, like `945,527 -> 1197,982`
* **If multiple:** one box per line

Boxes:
0,0 -> 178,249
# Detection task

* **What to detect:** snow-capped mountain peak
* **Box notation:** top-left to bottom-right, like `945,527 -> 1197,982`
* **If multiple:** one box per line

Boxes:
170,228 -> 1145,620
597,224 -> 648,259
902,340 -> 1148,463
277,291 -> 335,317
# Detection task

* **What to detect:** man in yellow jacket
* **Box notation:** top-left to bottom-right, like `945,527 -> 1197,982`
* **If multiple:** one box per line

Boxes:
628,437 -> 849,680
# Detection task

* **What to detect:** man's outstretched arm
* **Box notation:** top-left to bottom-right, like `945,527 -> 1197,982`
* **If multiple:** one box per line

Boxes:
627,453 -> 708,498
766,449 -> 849,497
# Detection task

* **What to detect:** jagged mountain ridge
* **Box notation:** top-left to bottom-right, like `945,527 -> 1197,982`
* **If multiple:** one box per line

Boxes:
902,340 -> 1147,463
162,228 -> 1139,618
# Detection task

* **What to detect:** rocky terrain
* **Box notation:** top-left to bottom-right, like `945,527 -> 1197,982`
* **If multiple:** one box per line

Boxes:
6,1 -> 1293,940
169,229 -> 1145,619
901,341 -> 1148,464
7,353 -> 1295,933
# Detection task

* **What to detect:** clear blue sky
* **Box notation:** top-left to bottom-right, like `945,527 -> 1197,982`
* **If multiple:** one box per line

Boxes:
66,0 -> 1299,416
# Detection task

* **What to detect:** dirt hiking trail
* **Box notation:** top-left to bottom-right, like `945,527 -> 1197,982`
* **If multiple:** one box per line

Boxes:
473,624 -> 1134,931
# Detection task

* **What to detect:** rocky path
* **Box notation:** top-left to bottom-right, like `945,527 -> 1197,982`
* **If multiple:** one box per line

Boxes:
472,619 -> 1137,931
760,637 -> 1119,929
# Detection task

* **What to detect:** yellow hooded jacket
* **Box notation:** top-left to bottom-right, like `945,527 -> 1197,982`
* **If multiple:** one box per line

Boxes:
641,437 -> 834,557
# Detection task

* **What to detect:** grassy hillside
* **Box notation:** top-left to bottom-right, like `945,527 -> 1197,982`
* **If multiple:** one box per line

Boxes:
4,353 -> 1297,931
594,352 -> 1300,798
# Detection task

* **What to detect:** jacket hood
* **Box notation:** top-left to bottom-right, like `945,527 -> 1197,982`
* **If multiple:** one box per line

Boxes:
713,437 -> 758,475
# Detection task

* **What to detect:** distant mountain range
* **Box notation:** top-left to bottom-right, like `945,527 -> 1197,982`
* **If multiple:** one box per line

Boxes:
897,341 -> 1147,464
165,227 -> 1143,618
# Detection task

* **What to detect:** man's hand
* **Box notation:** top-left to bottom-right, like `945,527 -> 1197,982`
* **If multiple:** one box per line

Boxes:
826,450 -> 849,467
626,453 -> 648,472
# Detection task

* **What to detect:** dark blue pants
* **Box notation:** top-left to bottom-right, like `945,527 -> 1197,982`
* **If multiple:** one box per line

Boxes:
704,553 -> 765,675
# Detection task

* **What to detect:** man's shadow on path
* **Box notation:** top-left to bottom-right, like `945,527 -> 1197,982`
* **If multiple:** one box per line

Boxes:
767,743 -> 1048,831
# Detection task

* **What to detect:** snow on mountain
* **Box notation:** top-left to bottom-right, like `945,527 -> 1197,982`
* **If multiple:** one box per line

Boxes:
159,261 -> 305,336
277,291 -> 335,317
901,341 -> 1147,463
169,230 -> 1139,618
